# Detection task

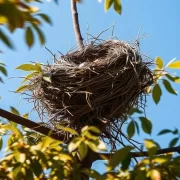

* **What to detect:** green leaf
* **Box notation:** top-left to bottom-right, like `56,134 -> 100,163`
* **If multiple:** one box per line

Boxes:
134,121 -> 140,135
32,25 -> 45,45
15,84 -> 29,93
105,0 -> 113,11
81,169 -> 101,180
0,65 -> 7,76
152,84 -> 162,104
25,27 -> 34,48
165,74 -> 180,83
22,113 -> 29,119
128,107 -> 143,115
114,0 -> 122,14
162,79 -> 177,95
88,126 -> 101,135
16,64 -> 41,72
167,61 -> 180,69
107,146 -> 133,171
121,156 -> 131,171
22,72 -> 39,83
10,106 -> 20,116
78,143 -> 88,159
169,138 -> 179,147
0,30 -> 14,49
158,129 -> 172,135
85,141 -> 99,152
139,117 -> 152,135
127,121 -> 135,139
37,13 -> 52,24
0,137 -> 3,151
31,160 -> 43,177
56,125 -> 79,135
155,56 -> 164,69
153,155 -> 171,164
173,128 -> 179,135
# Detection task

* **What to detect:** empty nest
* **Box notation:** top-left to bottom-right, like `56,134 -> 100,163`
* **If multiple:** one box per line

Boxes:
30,39 -> 153,143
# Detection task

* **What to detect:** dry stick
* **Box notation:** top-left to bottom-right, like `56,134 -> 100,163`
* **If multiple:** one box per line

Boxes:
0,108 -> 65,142
70,0 -> 84,49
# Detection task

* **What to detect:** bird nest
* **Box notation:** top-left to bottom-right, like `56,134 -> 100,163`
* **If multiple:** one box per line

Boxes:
29,40 -> 153,144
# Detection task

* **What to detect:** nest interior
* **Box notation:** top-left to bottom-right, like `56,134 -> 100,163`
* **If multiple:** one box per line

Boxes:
31,40 -> 153,142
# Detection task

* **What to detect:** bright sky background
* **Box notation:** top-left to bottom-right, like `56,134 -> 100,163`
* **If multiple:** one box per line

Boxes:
1,0 -> 180,174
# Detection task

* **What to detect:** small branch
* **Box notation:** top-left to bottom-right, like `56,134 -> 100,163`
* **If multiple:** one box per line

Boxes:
95,146 -> 180,161
0,108 -> 65,141
70,0 -> 84,49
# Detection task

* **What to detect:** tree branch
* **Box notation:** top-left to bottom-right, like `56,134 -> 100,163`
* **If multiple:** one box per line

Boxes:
70,0 -> 84,49
0,108 -> 65,141
94,146 -> 180,161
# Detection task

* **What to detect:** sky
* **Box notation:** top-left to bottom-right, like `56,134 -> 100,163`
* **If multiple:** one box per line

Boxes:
1,0 -> 180,174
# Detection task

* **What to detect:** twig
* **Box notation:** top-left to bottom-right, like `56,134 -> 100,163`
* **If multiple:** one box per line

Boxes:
94,146 -> 180,161
70,0 -> 84,49
0,108 -> 65,142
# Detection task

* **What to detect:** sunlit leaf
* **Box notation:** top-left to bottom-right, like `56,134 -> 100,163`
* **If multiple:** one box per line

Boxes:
167,61 -> 180,69
163,79 -> 177,95
152,84 -> 162,104
153,155 -> 171,164
97,141 -> 107,151
107,146 -> 133,171
169,137 -> 179,147
16,64 -> 41,72
22,113 -> 29,119
127,120 -> 135,139
56,125 -> 79,135
85,141 -> 99,152
68,137 -> 82,152
22,71 -> 39,83
15,84 -> 29,93
105,0 -> 113,11
155,56 -> 164,69
139,117 -> 152,135
25,27 -> 34,48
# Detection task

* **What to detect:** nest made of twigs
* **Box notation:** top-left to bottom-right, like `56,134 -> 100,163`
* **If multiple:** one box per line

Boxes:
29,39 -> 153,143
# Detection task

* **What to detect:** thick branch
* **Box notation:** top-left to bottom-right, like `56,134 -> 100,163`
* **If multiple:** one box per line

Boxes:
94,146 -> 180,161
70,0 -> 84,49
0,108 -> 65,141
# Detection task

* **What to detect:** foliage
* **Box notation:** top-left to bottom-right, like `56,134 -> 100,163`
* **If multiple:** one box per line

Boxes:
0,0 -> 53,49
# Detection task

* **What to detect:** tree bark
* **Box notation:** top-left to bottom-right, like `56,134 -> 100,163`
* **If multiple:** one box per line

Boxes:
0,108 -> 65,141
70,0 -> 84,49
